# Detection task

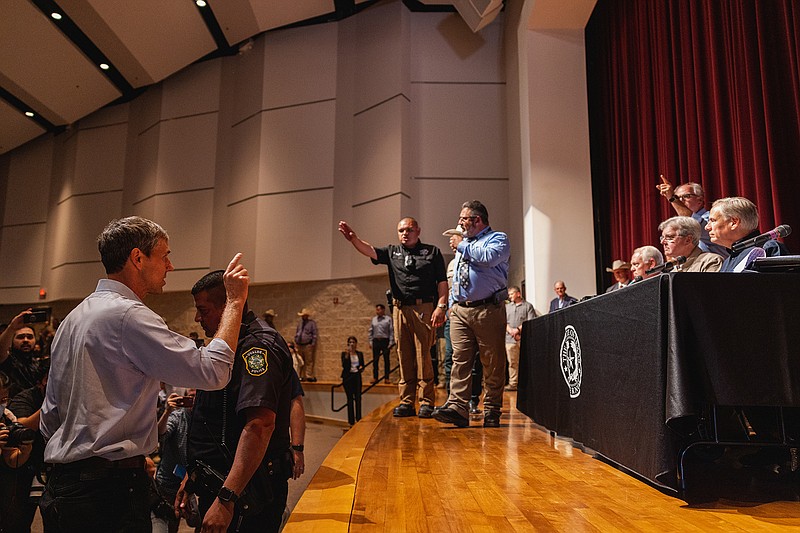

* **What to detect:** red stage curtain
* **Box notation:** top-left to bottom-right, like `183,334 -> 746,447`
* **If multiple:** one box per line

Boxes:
586,0 -> 800,287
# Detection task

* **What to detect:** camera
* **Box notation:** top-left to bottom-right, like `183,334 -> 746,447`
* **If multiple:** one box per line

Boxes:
3,422 -> 37,447
176,396 -> 194,408
23,307 -> 51,324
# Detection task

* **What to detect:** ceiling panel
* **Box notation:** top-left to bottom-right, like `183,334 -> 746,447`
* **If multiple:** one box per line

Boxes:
0,0 -> 121,125
0,100 -> 46,155
249,0 -> 336,33
65,0 -> 218,86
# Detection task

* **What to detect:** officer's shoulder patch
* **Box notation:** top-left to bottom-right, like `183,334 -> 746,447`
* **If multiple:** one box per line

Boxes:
242,347 -> 269,376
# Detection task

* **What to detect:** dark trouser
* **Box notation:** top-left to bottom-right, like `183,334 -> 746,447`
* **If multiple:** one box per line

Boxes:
40,462 -> 151,532
471,355 -> 483,403
0,462 -> 38,532
443,319 -> 453,392
371,338 -> 391,380
430,342 -> 439,385
197,465 -> 289,533
343,372 -> 363,425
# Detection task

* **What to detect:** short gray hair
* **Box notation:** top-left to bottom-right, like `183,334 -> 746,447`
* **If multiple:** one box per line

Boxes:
711,197 -> 759,233
677,182 -> 704,197
658,216 -> 701,246
634,245 -> 664,266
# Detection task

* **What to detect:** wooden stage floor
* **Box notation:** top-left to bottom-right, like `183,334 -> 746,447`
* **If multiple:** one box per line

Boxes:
284,391 -> 800,532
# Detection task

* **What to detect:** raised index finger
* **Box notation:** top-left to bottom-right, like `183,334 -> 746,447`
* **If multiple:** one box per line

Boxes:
225,252 -> 243,274
659,174 -> 669,184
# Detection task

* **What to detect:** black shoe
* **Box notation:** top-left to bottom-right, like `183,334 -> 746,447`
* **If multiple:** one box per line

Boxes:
418,405 -> 434,418
306,377 -> 317,383
484,411 -> 501,427
469,400 -> 482,415
432,406 -> 469,428
393,404 -> 416,417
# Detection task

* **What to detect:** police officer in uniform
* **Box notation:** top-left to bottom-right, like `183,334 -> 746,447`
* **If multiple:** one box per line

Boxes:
177,270 -> 293,533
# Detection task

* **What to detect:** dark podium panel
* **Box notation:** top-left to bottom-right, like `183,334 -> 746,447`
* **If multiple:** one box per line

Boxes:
517,273 -> 800,489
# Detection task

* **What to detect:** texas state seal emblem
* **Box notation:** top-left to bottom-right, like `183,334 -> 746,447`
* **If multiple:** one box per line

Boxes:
559,325 -> 582,398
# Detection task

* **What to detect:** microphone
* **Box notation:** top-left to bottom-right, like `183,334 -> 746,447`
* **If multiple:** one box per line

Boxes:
645,255 -> 687,275
731,225 -> 791,253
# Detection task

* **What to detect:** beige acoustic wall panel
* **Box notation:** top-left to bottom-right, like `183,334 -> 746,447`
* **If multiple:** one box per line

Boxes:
253,190 -> 333,282
411,11 -> 505,83
353,1 -> 409,115
262,23 -> 338,110
0,223 -> 47,303
155,114 -> 219,193
259,101 -> 336,194
3,139 -> 53,226
46,192 -> 122,301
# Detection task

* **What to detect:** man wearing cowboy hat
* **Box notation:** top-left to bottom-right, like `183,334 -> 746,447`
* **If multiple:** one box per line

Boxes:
262,309 -> 277,329
604,259 -> 632,293
294,308 -> 318,382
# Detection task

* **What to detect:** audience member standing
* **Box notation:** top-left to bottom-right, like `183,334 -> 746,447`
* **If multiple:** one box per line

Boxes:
433,200 -> 510,428
338,217 -> 447,418
38,216 -> 250,532
0,312 -> 41,399
504,286 -> 536,392
294,309 -> 318,382
368,304 -> 394,383
262,309 -> 277,329
548,281 -> 578,312
340,336 -> 365,425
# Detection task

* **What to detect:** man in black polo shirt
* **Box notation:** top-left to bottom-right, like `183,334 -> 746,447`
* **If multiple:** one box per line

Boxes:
339,217 -> 448,418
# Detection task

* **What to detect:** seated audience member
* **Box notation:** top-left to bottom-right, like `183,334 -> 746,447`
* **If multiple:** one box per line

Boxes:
706,197 -> 789,272
658,216 -> 723,272
604,260 -> 632,292
630,246 -> 664,282
548,281 -> 578,312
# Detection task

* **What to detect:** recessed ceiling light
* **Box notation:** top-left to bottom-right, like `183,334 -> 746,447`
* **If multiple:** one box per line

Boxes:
51,12 -> 62,20
196,0 -> 207,7
25,111 -> 35,117
100,63 -> 110,70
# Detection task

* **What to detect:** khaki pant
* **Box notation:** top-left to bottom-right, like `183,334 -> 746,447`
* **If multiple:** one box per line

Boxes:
446,302 -> 507,417
394,302 -> 435,406
505,341 -> 520,387
298,343 -> 316,379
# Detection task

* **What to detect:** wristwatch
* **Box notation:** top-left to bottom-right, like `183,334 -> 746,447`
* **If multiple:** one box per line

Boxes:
436,303 -> 447,309
292,444 -> 304,452
668,195 -> 678,202
217,486 -> 239,503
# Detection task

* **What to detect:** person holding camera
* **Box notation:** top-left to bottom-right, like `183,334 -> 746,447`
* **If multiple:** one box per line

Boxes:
153,389 -> 198,533
0,310 -> 44,399
0,370 -> 36,532
177,269 -> 294,533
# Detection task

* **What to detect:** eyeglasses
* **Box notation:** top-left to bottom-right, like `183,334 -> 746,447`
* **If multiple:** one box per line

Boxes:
676,193 -> 699,201
458,216 -> 478,223
659,233 -> 681,243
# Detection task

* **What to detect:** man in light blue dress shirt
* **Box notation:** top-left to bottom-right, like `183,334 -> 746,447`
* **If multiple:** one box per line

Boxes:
433,201 -> 510,428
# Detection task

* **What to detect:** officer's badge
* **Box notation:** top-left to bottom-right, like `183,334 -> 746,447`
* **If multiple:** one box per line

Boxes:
243,347 -> 268,376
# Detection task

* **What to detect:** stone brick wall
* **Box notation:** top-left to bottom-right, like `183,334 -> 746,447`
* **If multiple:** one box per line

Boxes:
0,273 -> 396,383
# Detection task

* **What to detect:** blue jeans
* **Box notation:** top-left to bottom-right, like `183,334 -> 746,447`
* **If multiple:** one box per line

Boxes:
40,465 -> 151,532
443,319 -> 453,392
